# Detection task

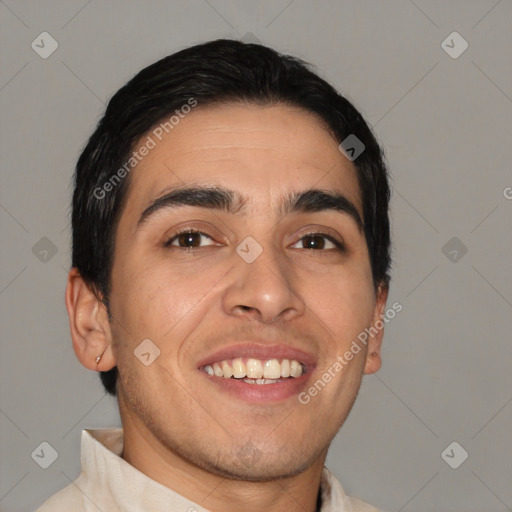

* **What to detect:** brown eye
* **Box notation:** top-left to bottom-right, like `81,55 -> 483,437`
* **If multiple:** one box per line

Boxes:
292,233 -> 344,251
164,230 -> 215,249
301,234 -> 327,250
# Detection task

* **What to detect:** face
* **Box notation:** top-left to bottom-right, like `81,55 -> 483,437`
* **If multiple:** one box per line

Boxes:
106,103 -> 387,481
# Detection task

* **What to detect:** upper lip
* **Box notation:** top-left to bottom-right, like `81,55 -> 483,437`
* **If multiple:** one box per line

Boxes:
196,342 -> 317,370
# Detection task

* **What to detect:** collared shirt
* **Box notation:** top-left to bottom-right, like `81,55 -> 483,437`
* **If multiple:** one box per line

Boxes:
37,428 -> 381,512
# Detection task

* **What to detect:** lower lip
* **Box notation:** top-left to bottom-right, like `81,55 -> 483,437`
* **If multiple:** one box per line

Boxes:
198,370 -> 313,404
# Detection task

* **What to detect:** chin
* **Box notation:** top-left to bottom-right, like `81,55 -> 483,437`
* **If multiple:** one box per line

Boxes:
188,439 -> 322,482
207,456 -> 313,482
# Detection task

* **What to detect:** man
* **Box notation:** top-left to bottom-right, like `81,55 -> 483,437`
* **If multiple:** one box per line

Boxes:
38,38 -> 391,511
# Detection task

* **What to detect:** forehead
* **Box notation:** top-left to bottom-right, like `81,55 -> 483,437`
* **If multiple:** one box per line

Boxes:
122,103 -> 362,221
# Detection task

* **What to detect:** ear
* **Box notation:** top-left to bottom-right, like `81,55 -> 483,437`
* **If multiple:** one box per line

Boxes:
65,267 -> 116,371
363,282 -> 389,375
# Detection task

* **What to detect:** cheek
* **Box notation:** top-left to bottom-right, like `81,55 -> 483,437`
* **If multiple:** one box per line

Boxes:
308,265 -> 375,344
112,257 -> 223,344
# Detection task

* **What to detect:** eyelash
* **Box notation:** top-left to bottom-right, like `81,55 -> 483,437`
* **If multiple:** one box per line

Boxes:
163,229 -> 345,252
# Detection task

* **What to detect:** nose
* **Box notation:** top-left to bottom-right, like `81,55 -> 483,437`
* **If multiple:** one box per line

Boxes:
222,242 -> 305,324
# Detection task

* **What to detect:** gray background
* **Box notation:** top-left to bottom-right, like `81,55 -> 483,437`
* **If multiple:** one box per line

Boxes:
1,1 -> 511,511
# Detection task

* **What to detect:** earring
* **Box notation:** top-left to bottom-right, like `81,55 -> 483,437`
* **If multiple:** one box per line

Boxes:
95,348 -> 106,365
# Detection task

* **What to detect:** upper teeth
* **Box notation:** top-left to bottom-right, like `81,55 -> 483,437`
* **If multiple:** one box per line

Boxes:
203,358 -> 305,379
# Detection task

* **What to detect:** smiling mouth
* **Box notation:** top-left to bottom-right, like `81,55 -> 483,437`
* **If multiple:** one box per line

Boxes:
200,357 -> 307,384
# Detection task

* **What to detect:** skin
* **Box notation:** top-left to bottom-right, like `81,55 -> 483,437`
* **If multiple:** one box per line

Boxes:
66,103 -> 388,512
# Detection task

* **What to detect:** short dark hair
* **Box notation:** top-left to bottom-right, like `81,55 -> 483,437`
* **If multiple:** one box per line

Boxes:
71,38 -> 391,397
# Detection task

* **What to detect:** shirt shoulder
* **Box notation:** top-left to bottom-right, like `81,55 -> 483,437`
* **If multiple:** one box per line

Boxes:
321,466 -> 382,512
36,482 -> 87,512
346,495 -> 382,511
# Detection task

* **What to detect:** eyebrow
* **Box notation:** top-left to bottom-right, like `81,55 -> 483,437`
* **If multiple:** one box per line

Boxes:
137,185 -> 364,231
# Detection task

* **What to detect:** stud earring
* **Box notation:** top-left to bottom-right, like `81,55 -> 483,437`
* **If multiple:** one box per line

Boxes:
95,348 -> 106,365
